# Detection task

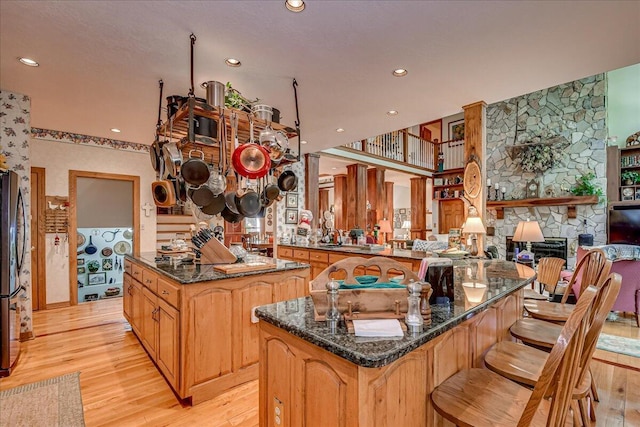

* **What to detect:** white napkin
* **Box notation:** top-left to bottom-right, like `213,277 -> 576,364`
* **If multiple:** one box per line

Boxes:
352,319 -> 404,337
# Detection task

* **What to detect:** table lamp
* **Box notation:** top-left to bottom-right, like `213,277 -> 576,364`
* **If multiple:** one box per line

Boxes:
512,218 -> 544,262
461,207 -> 486,256
378,219 -> 393,245
401,220 -> 411,239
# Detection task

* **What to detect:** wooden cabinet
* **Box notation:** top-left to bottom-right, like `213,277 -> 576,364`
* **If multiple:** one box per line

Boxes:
607,145 -> 640,203
124,257 -> 309,405
438,199 -> 465,234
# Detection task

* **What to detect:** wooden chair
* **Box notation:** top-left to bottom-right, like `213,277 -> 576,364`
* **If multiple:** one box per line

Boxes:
485,273 -> 622,426
523,257 -> 566,301
431,285 -> 598,427
524,249 -> 609,323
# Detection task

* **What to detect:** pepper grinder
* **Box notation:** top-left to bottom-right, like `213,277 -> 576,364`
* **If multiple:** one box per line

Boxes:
325,279 -> 341,325
405,280 -> 423,333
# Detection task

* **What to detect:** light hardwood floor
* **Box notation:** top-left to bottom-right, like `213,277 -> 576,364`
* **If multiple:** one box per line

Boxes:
1,298 -> 639,426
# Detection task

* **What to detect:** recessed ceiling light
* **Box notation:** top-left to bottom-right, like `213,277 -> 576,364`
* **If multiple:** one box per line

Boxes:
300,140 -> 308,144
392,68 -> 408,77
110,128 -> 121,133
336,128 -> 345,133
332,167 -> 337,170
225,58 -> 241,67
285,0 -> 305,12
18,57 -> 39,67
387,110 -> 399,116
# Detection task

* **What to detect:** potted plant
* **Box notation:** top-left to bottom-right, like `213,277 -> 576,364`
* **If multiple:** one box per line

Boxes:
571,172 -> 603,201
224,82 -> 259,112
621,171 -> 640,186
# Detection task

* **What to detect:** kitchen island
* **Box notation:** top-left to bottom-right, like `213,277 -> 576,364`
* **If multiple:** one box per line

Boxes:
256,259 -> 535,426
123,253 -> 309,404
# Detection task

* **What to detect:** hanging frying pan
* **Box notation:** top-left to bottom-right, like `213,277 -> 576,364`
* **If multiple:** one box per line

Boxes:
181,150 -> 210,186
277,170 -> 298,192
174,176 -> 188,203
264,171 -> 280,202
221,206 -> 245,223
236,188 -> 261,217
200,193 -> 226,216
232,116 -> 270,179
162,142 -> 182,178
152,180 -> 177,207
151,79 -> 164,172
188,184 -> 215,207
85,236 -> 98,255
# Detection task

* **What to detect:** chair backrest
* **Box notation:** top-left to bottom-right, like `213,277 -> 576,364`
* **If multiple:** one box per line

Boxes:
574,273 -> 622,388
517,285 -> 597,427
537,257 -> 566,293
560,248 -> 607,303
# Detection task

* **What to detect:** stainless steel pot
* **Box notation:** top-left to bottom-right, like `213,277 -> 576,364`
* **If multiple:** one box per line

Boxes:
203,81 -> 225,108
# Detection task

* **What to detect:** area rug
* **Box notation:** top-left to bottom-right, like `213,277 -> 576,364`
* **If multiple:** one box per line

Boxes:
0,372 -> 85,427
597,333 -> 640,358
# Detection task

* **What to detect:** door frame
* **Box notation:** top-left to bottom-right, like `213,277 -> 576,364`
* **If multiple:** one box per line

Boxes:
68,171 -> 140,305
30,167 -> 47,310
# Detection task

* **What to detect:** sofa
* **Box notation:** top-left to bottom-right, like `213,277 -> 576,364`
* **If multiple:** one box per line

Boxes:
571,245 -> 640,327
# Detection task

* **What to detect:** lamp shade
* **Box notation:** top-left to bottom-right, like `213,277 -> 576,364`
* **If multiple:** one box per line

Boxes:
378,219 -> 393,234
401,220 -> 411,230
461,216 -> 486,234
512,219 -> 544,242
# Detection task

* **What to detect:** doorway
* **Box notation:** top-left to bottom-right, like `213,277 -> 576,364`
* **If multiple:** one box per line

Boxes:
30,167 -> 46,310
68,171 -> 139,305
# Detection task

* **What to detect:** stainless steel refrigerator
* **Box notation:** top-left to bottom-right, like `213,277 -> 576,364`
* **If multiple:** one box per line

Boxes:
1,170 -> 26,377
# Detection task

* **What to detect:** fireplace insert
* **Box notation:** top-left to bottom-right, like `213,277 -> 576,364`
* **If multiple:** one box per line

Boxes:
505,237 -> 567,263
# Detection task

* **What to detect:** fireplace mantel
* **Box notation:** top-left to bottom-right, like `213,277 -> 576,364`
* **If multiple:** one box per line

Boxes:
487,195 -> 599,219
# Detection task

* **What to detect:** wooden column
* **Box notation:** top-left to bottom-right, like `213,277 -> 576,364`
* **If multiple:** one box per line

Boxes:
304,153 -> 320,232
319,189 -> 330,216
463,101 -> 488,251
410,177 -> 427,239
346,163 -> 367,230
367,168 -> 386,227
333,174 -> 347,231
385,182 -> 394,222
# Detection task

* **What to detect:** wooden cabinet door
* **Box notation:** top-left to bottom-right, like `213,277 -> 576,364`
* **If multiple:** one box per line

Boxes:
235,283 -> 273,370
438,199 -> 464,234
130,280 -> 144,336
157,299 -> 180,391
123,274 -> 133,322
141,287 -> 158,360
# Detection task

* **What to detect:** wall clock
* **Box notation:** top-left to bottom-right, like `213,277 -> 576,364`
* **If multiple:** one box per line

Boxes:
463,158 -> 482,199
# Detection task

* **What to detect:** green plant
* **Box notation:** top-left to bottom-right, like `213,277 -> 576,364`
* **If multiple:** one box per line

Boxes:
621,171 -> 640,184
571,172 -> 603,199
224,82 -> 258,111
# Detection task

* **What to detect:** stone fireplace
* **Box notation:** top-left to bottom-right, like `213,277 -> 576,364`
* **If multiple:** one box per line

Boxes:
483,73 -> 608,267
505,236 -> 568,264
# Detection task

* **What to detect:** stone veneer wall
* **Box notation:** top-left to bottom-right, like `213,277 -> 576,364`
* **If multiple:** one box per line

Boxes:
484,74 -> 607,267
0,90 -> 33,334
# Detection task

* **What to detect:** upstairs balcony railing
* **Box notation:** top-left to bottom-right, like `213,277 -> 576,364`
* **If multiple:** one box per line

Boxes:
342,129 -> 465,173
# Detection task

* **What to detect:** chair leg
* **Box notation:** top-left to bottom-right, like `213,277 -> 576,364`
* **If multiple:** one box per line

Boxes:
571,401 -> 582,426
589,395 -> 597,421
590,367 -> 599,402
578,398 -> 590,426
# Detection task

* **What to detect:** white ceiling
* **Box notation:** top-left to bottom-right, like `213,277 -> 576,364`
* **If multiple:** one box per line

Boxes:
2,1 -> 639,180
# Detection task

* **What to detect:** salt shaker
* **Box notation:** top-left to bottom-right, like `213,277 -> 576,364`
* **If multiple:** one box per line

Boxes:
405,280 -> 423,333
325,279 -> 341,323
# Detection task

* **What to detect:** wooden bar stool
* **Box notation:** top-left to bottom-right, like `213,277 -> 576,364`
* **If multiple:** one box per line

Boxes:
431,286 -> 598,427
485,273 -> 622,426
523,257 -> 565,301
524,249 -> 609,323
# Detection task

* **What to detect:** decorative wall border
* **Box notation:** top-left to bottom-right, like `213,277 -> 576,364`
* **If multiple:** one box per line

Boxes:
31,128 -> 149,152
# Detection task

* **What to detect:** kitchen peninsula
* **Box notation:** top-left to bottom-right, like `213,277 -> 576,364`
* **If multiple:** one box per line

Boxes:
256,259 -> 535,426
123,253 -> 310,404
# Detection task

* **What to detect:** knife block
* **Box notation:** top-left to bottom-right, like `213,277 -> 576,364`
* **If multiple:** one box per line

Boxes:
199,237 -> 237,264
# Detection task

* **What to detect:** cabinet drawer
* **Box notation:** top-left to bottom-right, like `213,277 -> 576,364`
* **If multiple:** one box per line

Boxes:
309,251 -> 328,263
293,249 -> 309,261
131,263 -> 143,282
142,270 -> 158,293
124,259 -> 133,275
279,248 -> 293,259
328,254 -> 351,264
157,278 -> 180,309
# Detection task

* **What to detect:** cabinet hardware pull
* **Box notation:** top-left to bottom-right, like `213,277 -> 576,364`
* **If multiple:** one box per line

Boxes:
162,290 -> 170,295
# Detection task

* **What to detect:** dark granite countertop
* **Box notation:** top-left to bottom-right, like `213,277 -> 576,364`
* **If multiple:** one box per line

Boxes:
278,243 -> 431,260
256,259 -> 535,368
126,252 -> 309,284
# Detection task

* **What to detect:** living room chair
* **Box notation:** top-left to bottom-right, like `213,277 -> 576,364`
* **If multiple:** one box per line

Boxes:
485,273 -> 622,426
431,285 -> 598,427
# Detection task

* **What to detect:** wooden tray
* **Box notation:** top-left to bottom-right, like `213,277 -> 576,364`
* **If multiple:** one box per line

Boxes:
213,262 -> 276,274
